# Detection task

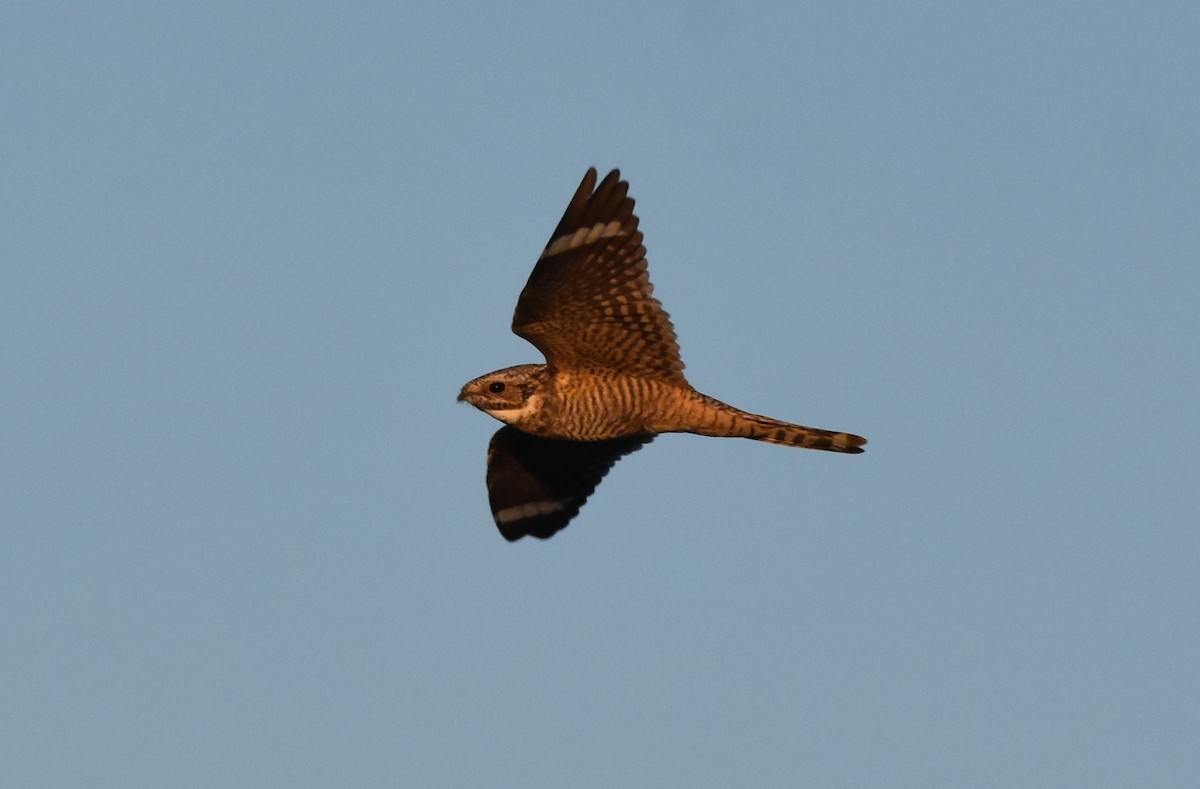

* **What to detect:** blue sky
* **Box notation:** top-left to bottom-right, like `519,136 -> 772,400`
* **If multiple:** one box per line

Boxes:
3,3 -> 1198,786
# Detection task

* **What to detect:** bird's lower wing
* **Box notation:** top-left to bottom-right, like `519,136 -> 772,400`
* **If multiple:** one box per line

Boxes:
485,426 -> 653,541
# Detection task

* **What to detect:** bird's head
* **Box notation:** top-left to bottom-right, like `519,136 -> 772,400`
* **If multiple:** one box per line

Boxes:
457,364 -> 548,426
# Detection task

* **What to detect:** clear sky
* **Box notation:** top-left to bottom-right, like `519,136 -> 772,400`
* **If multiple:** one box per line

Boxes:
3,3 -> 1198,787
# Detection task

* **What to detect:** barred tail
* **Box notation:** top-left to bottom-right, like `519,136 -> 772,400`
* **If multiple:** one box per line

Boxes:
680,393 -> 867,454
733,412 -> 867,453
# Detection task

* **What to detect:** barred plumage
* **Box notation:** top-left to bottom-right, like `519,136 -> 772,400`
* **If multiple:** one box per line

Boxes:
458,168 -> 866,540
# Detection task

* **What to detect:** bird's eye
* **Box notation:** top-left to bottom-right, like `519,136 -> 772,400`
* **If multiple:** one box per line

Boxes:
488,382 -> 506,393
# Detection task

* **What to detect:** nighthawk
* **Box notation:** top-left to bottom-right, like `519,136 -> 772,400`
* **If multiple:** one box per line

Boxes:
459,168 -> 866,541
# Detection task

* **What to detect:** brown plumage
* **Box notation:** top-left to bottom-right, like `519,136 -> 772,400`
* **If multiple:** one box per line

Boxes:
458,168 -> 865,540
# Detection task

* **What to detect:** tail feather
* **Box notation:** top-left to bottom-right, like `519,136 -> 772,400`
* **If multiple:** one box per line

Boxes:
681,392 -> 867,454
737,412 -> 867,454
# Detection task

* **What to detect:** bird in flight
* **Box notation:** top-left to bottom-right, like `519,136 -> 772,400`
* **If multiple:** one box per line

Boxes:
459,168 -> 866,541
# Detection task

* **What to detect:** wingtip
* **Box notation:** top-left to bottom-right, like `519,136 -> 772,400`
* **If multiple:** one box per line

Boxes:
579,167 -> 599,193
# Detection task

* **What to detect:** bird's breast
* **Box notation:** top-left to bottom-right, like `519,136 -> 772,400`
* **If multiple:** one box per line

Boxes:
530,372 -> 670,440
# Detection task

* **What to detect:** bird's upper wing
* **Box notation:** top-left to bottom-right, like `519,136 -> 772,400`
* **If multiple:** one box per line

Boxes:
512,168 -> 688,385
485,426 -> 653,541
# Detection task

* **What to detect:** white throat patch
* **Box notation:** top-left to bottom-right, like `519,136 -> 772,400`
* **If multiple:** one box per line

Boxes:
484,391 -> 544,426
